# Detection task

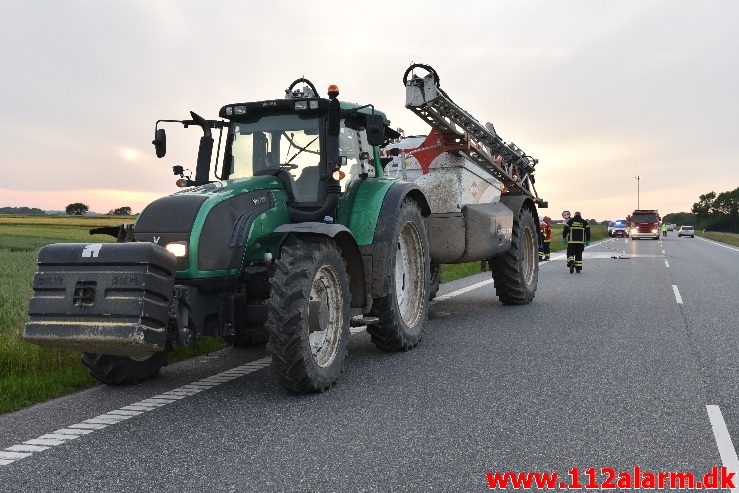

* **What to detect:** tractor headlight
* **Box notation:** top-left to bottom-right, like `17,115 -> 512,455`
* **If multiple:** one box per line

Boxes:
165,241 -> 188,257
631,228 -> 637,234
651,228 -> 658,234
233,105 -> 246,115
294,101 -> 308,110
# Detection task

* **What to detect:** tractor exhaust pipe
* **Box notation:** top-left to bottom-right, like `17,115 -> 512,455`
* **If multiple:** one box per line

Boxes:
190,111 -> 214,185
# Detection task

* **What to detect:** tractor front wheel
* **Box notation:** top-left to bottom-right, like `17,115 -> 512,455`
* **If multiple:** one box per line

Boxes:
81,351 -> 167,385
368,199 -> 430,351
266,238 -> 351,393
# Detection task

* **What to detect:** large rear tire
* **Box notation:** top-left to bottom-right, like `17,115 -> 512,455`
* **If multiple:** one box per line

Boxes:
368,199 -> 430,351
266,238 -> 351,393
490,206 -> 539,305
81,351 -> 167,385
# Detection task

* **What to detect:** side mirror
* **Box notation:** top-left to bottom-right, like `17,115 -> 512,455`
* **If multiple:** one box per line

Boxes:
153,128 -> 167,158
365,114 -> 385,146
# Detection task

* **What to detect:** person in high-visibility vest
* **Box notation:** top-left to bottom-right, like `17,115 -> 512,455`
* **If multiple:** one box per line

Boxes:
538,216 -> 552,261
661,222 -> 668,237
562,211 -> 591,274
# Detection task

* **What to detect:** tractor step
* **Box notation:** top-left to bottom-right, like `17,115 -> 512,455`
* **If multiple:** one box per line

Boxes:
351,316 -> 379,327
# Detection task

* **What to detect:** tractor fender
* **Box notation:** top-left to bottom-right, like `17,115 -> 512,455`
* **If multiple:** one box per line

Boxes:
360,182 -> 431,298
274,223 -> 367,312
499,195 -> 540,227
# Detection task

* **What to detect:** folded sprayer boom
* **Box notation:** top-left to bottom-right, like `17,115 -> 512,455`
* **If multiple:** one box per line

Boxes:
403,63 -> 545,206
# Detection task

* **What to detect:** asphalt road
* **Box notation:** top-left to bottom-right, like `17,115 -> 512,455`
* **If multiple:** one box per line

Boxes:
1,234 -> 738,492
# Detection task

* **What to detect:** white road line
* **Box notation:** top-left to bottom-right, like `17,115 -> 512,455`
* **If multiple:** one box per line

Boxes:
706,405 -> 739,493
6,445 -> 48,453
664,260 -> 670,267
0,451 -> 31,460
672,285 -> 683,304
69,423 -> 107,430
0,356 -> 272,467
432,279 -> 494,304
54,428 -> 94,435
698,236 -> 739,253
661,249 -> 665,254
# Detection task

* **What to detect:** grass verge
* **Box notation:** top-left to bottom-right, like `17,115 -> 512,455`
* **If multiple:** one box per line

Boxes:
699,231 -> 739,247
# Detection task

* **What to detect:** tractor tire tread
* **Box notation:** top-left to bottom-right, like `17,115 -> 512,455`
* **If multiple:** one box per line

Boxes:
266,238 -> 350,393
489,206 -> 538,305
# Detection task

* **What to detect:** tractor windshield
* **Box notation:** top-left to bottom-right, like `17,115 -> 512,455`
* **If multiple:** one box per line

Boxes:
227,114 -> 322,203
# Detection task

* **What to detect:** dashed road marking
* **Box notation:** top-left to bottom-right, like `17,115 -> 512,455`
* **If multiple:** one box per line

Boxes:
706,405 -> 739,493
664,260 -> 670,267
661,249 -> 665,254
0,356 -> 271,467
672,285 -> 683,304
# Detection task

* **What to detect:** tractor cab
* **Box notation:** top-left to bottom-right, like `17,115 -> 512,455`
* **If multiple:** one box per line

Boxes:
217,79 -> 389,221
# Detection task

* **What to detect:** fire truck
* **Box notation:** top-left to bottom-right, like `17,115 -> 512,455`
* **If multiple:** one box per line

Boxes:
628,209 -> 661,240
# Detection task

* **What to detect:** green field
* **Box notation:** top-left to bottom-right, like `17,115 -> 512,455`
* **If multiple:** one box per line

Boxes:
0,215 -> 224,414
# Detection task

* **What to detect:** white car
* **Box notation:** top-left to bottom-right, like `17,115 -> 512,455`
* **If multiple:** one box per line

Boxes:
677,226 -> 695,238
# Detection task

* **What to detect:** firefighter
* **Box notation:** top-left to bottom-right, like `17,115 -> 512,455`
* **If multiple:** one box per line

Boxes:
562,211 -> 591,274
539,216 -> 552,261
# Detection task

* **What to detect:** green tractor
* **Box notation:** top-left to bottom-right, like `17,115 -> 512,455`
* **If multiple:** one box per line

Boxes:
25,66 -> 544,393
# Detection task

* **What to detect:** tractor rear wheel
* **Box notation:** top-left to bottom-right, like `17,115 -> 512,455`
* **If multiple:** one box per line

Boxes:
81,351 -> 168,385
368,199 -> 430,351
266,238 -> 351,393
490,206 -> 539,305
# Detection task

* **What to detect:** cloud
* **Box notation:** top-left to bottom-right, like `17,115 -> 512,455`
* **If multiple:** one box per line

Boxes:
0,0 -> 738,221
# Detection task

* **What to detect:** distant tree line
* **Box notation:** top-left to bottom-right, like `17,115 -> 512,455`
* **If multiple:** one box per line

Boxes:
664,187 -> 739,232
0,206 -> 45,215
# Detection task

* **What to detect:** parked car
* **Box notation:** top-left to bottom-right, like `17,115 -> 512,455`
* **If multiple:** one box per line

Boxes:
608,220 -> 629,237
667,223 -> 675,231
678,226 -> 695,238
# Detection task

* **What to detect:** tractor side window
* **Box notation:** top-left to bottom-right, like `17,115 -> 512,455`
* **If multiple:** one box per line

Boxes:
339,119 -> 373,191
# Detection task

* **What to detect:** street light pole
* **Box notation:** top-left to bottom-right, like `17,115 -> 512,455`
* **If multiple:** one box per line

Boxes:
634,175 -> 640,209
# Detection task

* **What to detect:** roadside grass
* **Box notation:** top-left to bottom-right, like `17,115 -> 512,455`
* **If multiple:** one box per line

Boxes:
0,215 -> 225,414
438,225 -> 608,283
699,231 -> 739,248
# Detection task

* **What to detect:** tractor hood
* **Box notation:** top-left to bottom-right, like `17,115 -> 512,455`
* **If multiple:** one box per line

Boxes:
134,176 -> 288,277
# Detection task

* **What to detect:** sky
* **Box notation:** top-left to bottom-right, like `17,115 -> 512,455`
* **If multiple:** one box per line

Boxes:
1,0 -> 738,220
